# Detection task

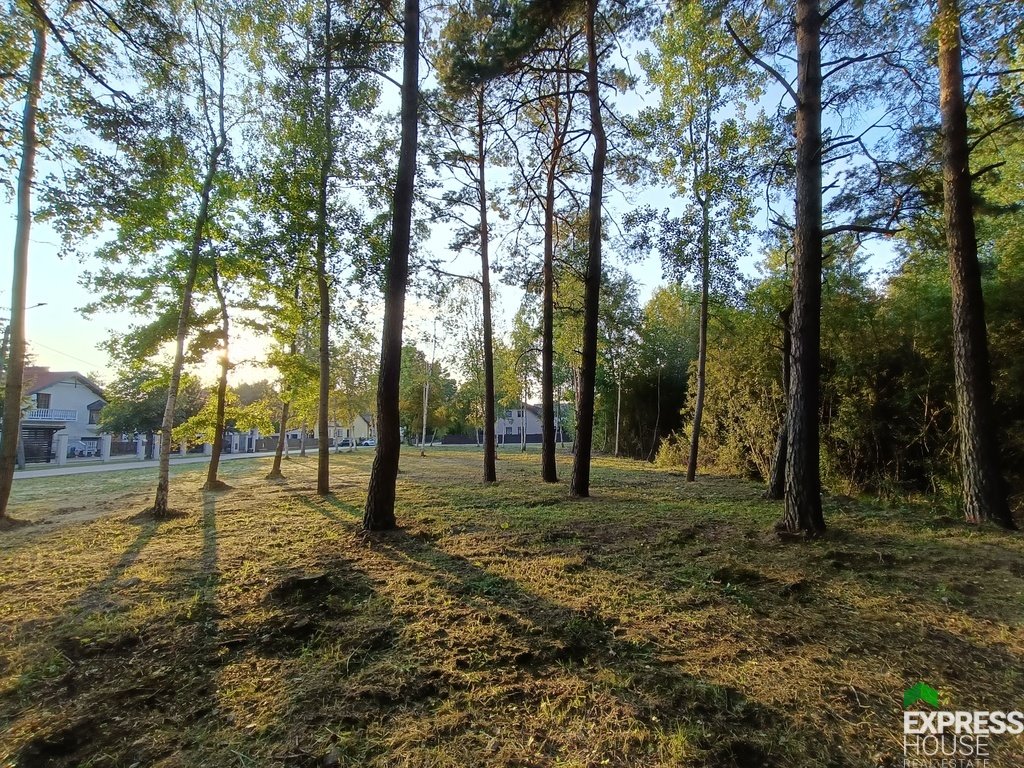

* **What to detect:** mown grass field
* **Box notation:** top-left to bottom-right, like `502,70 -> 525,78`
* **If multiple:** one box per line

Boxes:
1,448 -> 1022,767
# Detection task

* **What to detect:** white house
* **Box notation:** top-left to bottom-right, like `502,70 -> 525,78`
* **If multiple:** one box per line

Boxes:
20,367 -> 106,461
495,403 -> 573,445
497,405 -> 541,443
313,412 -> 376,445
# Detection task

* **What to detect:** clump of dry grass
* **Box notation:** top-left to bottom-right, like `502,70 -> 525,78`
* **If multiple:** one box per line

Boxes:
1,449 -> 1022,767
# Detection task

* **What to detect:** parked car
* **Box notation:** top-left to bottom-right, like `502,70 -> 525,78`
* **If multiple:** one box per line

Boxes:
360,438 -> 376,447
337,438 -> 353,447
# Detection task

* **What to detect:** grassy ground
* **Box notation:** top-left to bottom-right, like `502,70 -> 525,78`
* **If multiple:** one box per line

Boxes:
1,448 -> 1022,767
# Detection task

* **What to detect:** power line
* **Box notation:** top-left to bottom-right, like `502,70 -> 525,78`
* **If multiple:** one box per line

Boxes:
27,342 -> 103,370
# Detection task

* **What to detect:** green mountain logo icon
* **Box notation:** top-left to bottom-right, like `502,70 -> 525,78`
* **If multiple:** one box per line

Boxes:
904,682 -> 940,709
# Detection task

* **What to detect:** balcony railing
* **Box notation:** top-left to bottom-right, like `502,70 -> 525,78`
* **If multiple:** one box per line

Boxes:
24,409 -> 78,422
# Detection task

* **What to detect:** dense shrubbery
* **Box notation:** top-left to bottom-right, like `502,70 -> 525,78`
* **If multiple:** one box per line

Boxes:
653,227 -> 1024,507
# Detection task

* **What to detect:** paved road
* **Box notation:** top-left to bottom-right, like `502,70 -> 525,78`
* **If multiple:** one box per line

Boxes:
14,451 -> 280,479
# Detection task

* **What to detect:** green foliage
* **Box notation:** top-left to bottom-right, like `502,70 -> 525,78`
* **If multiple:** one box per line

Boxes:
592,283 -> 698,459
662,283 -> 780,479
443,0 -> 579,87
99,368 -> 205,436
668,207 -> 1024,504
329,330 -> 378,434
399,343 -> 458,440
172,387 -> 272,443
634,0 -> 765,293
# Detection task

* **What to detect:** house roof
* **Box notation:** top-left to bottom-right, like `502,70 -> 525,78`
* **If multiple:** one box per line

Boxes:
502,404 -> 543,418
24,367 -> 106,400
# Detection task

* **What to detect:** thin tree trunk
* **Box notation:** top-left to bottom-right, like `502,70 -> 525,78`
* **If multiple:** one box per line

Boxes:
421,324 -> 436,457
300,422 -> 307,458
686,205 -> 711,481
476,89 -> 498,483
520,382 -> 527,453
766,304 -> 792,499
204,261 -> 231,490
569,0 -> 606,498
937,0 -> 1013,528
781,0 -> 826,536
571,367 -> 581,456
557,387 -> 564,447
420,379 -> 429,455
153,19 -> 228,518
315,0 -> 335,497
268,291 -> 300,480
364,0 -> 419,531
648,367 -> 661,462
0,21 -> 45,519
614,377 -> 621,457
268,399 -> 290,479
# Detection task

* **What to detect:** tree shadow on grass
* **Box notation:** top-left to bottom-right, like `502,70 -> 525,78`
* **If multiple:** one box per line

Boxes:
360,528 -> 825,767
294,494 -> 361,523
10,499 -> 222,767
72,515 -> 167,616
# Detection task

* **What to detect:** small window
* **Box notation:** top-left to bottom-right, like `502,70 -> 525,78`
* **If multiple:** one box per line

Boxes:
505,426 -> 513,435
89,410 -> 99,425
36,393 -> 51,409
516,409 -> 523,417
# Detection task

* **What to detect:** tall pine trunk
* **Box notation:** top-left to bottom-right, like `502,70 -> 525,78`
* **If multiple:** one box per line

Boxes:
364,0 -> 419,530
541,112 -> 563,482
204,262 -> 231,490
781,0 -> 826,535
937,0 -> 1013,528
315,0 -> 335,497
569,0 -> 606,498
686,202 -> 711,482
0,21 -> 45,519
476,89 -> 498,483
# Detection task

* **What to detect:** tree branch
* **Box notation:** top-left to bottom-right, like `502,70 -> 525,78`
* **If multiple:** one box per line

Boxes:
725,21 -> 798,105
971,161 -> 1004,180
425,263 -> 483,287
821,223 -> 899,237
821,0 -> 851,23
969,114 -> 1024,152
27,0 -> 133,101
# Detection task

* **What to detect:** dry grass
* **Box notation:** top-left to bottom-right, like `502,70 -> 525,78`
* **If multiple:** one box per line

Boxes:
1,448 -> 1022,767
